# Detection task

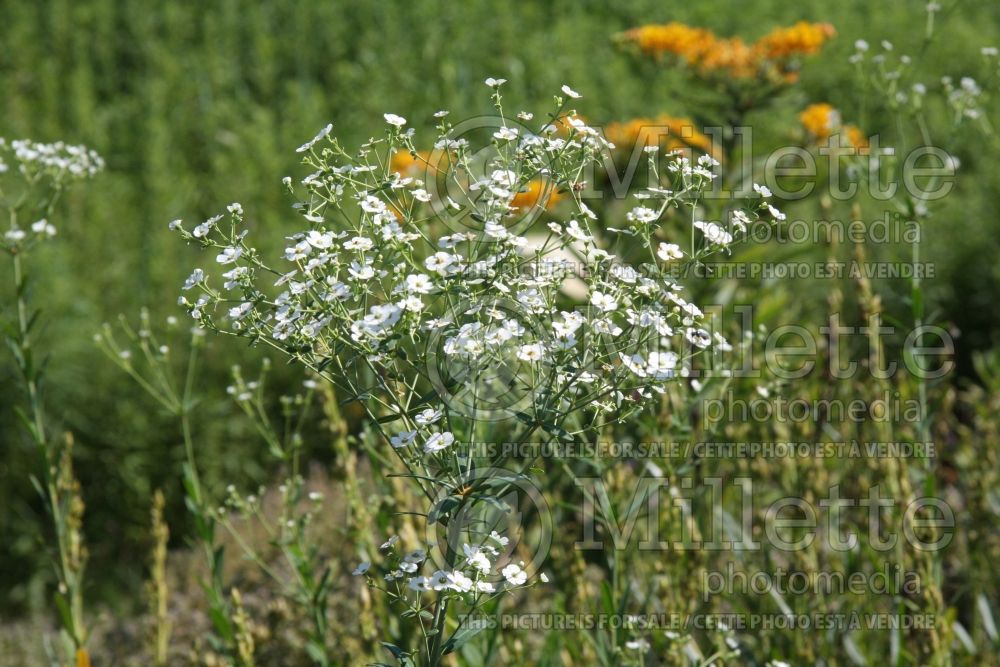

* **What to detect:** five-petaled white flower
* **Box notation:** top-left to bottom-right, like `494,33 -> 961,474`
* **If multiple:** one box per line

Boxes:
424,431 -> 455,453
590,291 -> 618,312
657,242 -> 683,261
384,113 -> 407,127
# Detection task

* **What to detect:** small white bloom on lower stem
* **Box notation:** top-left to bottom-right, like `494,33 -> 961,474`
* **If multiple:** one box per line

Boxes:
424,431 -> 455,453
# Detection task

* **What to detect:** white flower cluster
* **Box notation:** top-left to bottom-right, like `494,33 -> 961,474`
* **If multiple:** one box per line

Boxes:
173,86 -> 775,462
1,138 -> 103,252
0,137 -> 104,181
3,217 -> 56,248
850,41 -> 989,124
353,531 -> 543,599
942,75 -> 984,121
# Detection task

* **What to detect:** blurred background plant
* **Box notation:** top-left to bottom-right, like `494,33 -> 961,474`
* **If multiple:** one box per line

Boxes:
2,0 -> 1000,665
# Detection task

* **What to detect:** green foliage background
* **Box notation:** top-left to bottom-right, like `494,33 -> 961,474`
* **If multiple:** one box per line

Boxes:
1,0 -> 999,618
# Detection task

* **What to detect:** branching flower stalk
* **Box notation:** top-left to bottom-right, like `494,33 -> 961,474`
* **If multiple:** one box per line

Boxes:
0,138 -> 103,666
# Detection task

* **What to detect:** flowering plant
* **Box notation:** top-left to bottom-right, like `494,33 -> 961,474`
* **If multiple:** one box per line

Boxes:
173,81 -> 778,663
1,136 -> 103,666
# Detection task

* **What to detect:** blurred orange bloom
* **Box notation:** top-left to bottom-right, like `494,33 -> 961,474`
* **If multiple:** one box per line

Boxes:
754,22 -> 837,60
511,179 -> 565,212
389,151 -> 431,178
800,103 -> 868,152
604,114 -> 718,158
799,103 -> 839,140
617,21 -> 836,81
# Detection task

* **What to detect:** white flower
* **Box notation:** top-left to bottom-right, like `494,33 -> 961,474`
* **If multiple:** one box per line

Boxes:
625,639 -> 650,651
590,291 -> 618,312
561,84 -> 581,99
424,431 -> 455,453
489,530 -> 509,547
408,576 -> 431,592
216,247 -> 243,264
694,220 -> 732,246
657,243 -> 683,262
403,549 -> 426,564
352,561 -> 370,576
5,229 -> 26,243
379,535 -> 399,550
476,581 -> 496,593
646,351 -> 678,379
193,215 -> 221,238
493,127 -> 519,141
296,123 -> 333,153
384,113 -> 407,127
564,219 -> 593,242
229,302 -> 253,320
360,195 -> 387,214
501,562 -> 528,586
446,571 -> 474,592
626,206 -> 658,224
854,39 -> 869,52
753,183 -> 772,198
390,430 -> 417,448
343,236 -> 374,251
31,219 -> 56,236
463,544 -> 492,574
306,230 -> 334,249
686,328 -> 712,348
414,408 -> 442,425
484,77 -> 507,87
405,274 -> 433,294
348,261 -> 375,281
182,269 -> 204,290
425,252 -> 457,275
767,204 -> 786,221
517,343 -> 545,362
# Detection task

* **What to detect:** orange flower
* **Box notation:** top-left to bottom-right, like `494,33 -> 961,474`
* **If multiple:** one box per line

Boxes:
619,22 -> 716,64
510,179 -> 564,212
754,22 -> 836,60
844,125 -> 869,153
800,103 -> 868,153
617,21 -> 836,81
799,103 -> 839,140
604,114 -> 718,159
390,150 -> 434,178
